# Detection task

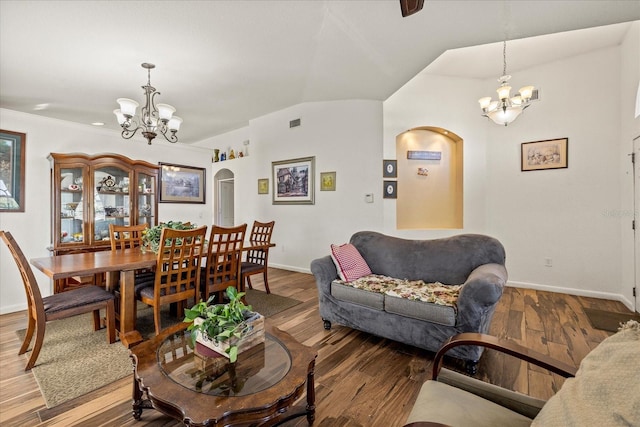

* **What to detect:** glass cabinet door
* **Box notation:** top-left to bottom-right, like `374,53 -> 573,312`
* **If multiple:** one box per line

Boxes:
137,172 -> 156,226
94,165 -> 131,243
59,167 -> 85,245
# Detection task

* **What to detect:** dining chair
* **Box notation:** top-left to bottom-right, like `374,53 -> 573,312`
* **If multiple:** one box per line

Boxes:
108,223 -> 148,250
108,223 -> 155,328
0,230 -> 116,371
201,224 -> 247,303
241,220 -> 275,294
137,226 -> 207,336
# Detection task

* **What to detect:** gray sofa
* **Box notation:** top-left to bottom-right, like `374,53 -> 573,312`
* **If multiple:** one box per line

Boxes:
310,231 -> 507,372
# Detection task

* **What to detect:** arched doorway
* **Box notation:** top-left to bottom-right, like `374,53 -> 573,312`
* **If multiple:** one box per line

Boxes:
214,169 -> 234,226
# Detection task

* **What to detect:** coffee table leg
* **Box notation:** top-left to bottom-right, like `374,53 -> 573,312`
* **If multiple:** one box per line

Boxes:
132,374 -> 143,420
306,360 -> 316,424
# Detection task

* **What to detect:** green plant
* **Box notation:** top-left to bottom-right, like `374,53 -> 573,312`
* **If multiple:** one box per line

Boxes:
142,220 -> 195,253
184,286 -> 254,363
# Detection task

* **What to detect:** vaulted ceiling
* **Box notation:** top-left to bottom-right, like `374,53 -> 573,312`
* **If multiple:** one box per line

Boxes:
1,1 -> 638,144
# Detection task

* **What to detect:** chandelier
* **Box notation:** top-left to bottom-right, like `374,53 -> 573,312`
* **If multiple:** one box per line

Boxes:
478,41 -> 535,126
113,63 -> 182,145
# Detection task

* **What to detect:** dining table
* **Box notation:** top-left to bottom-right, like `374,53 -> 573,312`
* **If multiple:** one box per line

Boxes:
30,240 -> 276,348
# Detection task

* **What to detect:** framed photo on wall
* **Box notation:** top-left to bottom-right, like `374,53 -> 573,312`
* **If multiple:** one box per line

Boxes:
383,180 -> 397,199
272,156 -> 315,204
159,162 -> 206,203
521,138 -> 568,171
320,171 -> 336,191
258,178 -> 269,194
383,159 -> 397,178
0,129 -> 26,212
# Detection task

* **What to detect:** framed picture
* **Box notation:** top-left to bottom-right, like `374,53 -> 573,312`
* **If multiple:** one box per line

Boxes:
159,163 -> 206,203
320,171 -> 336,191
383,180 -> 397,199
521,138 -> 569,172
258,178 -> 269,194
383,159 -> 397,178
0,129 -> 26,212
272,156 -> 315,205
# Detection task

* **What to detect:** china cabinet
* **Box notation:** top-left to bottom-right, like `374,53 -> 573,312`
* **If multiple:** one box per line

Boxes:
49,153 -> 159,292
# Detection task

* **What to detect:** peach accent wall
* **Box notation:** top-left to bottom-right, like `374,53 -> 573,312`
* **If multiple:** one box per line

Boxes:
396,128 -> 463,229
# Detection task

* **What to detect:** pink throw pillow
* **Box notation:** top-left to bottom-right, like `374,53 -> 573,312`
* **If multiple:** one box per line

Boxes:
330,243 -> 372,282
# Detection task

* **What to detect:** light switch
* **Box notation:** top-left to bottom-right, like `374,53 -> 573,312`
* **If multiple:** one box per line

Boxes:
365,193 -> 374,203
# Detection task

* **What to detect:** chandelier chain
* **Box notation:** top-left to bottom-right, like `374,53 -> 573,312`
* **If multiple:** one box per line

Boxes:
502,40 -> 507,76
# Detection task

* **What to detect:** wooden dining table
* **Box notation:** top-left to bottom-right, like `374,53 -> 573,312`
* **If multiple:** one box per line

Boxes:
30,240 -> 276,348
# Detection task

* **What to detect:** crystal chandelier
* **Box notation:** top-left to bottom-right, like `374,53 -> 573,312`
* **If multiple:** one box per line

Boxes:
478,41 -> 535,126
114,63 -> 182,145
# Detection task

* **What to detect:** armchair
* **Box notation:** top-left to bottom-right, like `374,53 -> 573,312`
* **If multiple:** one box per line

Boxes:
404,321 -> 639,427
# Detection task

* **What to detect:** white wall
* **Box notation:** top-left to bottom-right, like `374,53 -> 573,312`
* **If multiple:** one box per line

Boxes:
197,100 -> 384,271
0,109 -> 213,314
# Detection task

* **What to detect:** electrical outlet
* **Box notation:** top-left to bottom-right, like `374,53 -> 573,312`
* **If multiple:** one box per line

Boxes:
544,257 -> 553,267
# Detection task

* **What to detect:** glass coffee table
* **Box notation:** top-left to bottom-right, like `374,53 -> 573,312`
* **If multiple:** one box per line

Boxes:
130,321 -> 317,426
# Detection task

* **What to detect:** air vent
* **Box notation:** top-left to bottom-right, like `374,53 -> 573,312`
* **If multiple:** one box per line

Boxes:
289,118 -> 301,128
531,89 -> 540,102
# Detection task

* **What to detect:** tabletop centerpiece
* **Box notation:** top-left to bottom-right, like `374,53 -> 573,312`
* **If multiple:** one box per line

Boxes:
141,220 -> 196,253
184,286 -> 265,363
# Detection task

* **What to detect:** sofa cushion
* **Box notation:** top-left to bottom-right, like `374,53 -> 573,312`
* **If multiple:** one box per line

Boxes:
385,295 -> 456,326
531,320 -> 640,427
330,243 -> 372,282
331,281 -> 385,310
332,274 -> 460,325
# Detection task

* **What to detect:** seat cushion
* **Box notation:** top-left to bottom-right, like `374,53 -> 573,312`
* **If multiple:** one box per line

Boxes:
42,285 -> 114,315
241,261 -> 264,274
406,380 -> 532,427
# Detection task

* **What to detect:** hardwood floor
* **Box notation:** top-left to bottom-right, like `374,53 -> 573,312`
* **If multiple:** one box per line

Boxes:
0,268 -> 631,427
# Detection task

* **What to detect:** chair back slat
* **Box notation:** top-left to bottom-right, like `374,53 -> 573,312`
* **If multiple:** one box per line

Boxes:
109,223 -> 148,250
0,231 -> 45,319
202,224 -> 247,302
153,226 -> 207,304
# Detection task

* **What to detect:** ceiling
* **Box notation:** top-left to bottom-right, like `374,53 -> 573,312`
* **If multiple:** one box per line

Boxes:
1,1 -> 638,144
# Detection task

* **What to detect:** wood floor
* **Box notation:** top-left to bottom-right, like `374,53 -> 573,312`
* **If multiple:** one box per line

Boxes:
0,268 -> 632,427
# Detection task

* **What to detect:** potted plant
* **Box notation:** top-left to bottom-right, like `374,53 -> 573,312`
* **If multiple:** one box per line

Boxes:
142,220 -> 195,253
184,286 -> 264,363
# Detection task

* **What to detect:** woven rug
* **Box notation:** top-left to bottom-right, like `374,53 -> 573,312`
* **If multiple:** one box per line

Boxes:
583,307 -> 640,332
16,289 -> 301,408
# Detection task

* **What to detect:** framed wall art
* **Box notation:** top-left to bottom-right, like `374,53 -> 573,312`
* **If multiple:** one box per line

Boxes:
320,171 -> 336,191
272,156 -> 315,204
521,138 -> 568,171
0,129 -> 26,212
159,162 -> 206,203
258,178 -> 269,194
383,180 -> 397,199
383,159 -> 397,178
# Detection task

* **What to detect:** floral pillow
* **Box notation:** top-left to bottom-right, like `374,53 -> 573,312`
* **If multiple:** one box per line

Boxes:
330,243 -> 372,282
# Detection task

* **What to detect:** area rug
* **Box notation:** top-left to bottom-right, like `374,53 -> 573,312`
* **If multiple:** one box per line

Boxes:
16,290 -> 301,408
583,307 -> 640,333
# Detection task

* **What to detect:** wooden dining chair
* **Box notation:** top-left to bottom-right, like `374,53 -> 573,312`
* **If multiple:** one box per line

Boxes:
241,220 -> 275,294
201,224 -> 247,303
108,223 -> 155,328
0,230 -> 116,371
136,226 -> 207,336
108,223 -> 148,250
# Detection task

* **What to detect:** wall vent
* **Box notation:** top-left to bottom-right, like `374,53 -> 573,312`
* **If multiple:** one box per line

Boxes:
531,89 -> 540,102
289,118 -> 301,128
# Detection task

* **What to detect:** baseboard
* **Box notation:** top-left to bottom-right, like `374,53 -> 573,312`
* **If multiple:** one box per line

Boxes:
507,280 -> 636,313
268,263 -> 312,275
